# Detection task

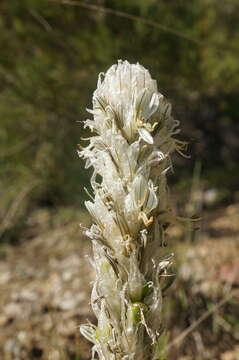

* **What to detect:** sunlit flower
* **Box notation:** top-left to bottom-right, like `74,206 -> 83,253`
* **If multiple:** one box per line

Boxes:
79,60 -> 181,360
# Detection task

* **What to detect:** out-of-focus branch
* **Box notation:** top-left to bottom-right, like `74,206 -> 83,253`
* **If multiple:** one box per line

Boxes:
1,136 -> 35,158
50,0 -> 239,55
159,289 -> 238,356
49,0 -> 205,46
28,9 -> 53,32
0,182 -> 40,238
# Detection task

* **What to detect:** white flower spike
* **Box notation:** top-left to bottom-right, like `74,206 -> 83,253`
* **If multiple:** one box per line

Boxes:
79,60 -> 182,360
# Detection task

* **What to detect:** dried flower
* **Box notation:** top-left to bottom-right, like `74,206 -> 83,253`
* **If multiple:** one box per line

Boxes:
79,60 -> 181,360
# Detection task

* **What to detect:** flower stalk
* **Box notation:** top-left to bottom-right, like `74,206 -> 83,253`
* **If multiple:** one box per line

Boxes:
79,60 -> 183,360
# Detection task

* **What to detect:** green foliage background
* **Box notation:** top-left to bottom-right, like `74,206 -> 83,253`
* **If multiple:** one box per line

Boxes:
1,0 -> 239,240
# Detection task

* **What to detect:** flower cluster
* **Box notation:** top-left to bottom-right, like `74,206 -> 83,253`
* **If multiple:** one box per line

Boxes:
79,60 -> 181,360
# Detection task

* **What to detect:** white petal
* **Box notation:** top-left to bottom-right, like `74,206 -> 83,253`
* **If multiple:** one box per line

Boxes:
138,127 -> 154,144
133,175 -> 148,207
144,188 -> 158,213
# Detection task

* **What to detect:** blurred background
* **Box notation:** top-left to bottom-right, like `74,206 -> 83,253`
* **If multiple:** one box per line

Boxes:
0,0 -> 238,359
